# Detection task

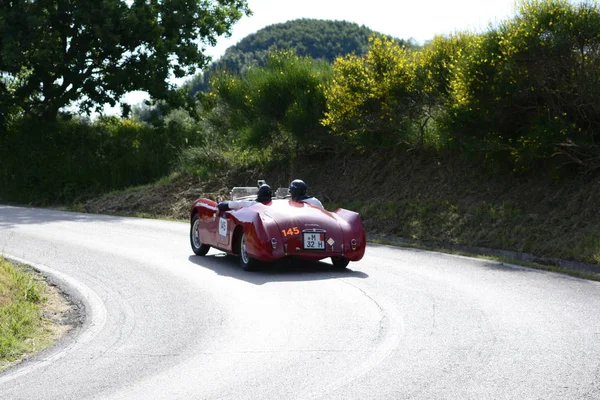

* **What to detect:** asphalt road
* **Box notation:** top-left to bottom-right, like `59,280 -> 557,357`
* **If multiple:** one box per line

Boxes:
0,205 -> 599,399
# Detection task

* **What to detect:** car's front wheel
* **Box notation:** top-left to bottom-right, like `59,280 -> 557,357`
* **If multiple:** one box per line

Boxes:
331,257 -> 350,269
190,213 -> 210,256
239,231 -> 259,271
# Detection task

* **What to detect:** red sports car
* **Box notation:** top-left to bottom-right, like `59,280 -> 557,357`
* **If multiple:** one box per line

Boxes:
189,185 -> 366,270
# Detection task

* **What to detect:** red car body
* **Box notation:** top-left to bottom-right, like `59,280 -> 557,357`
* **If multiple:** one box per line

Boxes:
189,197 -> 366,270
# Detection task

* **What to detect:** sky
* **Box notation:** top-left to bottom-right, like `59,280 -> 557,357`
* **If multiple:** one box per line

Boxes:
117,0 -> 520,112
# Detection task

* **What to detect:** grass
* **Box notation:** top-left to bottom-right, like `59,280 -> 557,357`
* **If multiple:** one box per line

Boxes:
316,152 -> 600,268
69,172 -> 183,213
0,257 -> 56,370
107,172 -> 182,195
102,211 -> 187,222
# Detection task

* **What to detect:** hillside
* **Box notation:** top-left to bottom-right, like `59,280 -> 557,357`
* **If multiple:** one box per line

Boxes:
82,152 -> 600,276
182,18 -> 407,95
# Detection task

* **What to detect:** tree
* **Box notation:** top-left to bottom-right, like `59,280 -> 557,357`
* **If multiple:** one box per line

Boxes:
323,36 -> 423,149
204,49 -> 332,153
0,0 -> 250,121
442,0 -> 600,171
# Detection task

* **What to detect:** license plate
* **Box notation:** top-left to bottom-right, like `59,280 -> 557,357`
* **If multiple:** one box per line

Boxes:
303,232 -> 325,250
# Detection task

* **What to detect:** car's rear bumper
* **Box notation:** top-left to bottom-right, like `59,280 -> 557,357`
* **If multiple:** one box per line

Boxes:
253,248 -> 364,263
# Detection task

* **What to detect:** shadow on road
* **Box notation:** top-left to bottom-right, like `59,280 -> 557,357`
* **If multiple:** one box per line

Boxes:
0,205 -> 126,229
187,253 -> 369,285
478,259 -> 590,281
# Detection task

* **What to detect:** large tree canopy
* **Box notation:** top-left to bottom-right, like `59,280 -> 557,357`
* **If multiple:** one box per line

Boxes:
0,0 -> 250,120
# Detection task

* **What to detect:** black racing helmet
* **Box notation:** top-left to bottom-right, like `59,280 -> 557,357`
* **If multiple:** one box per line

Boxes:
289,179 -> 308,200
256,184 -> 273,202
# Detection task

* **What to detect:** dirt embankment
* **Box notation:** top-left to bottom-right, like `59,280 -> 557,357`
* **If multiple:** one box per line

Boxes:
82,153 -> 600,268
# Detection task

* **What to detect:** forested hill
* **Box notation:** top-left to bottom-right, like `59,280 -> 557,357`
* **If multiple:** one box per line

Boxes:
182,18 -> 407,95
231,18 -> 395,62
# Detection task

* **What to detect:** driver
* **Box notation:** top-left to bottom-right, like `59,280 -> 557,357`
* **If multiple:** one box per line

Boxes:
289,179 -> 323,208
218,184 -> 273,211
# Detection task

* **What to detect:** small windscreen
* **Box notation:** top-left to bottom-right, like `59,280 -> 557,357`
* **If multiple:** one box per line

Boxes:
230,182 -> 288,200
275,187 -> 289,199
230,187 -> 257,201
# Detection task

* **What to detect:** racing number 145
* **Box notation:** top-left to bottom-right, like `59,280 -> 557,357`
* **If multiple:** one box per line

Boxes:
281,227 -> 300,237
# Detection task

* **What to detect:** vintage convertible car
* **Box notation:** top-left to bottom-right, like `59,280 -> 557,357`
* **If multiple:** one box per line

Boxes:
189,182 -> 366,270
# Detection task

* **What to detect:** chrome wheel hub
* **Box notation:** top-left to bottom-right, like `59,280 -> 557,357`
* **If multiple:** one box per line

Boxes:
192,219 -> 201,248
241,234 -> 249,264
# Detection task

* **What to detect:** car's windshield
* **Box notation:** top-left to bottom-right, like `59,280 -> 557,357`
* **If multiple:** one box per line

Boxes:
229,185 -> 289,201
230,187 -> 257,201
275,187 -> 288,199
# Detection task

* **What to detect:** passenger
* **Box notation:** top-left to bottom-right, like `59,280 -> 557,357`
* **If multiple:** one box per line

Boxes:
289,179 -> 323,208
218,184 -> 273,211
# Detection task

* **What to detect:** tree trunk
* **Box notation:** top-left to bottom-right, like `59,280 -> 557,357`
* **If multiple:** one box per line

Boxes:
40,105 -> 60,122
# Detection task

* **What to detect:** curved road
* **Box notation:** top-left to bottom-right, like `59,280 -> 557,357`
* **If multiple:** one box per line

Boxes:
0,205 -> 599,399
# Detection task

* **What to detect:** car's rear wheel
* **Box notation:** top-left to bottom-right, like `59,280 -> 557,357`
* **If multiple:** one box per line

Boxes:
331,256 -> 349,269
190,213 -> 210,256
239,231 -> 259,271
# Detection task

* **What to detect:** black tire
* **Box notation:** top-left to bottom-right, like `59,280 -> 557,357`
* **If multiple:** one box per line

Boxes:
190,213 -> 210,256
239,231 -> 259,271
331,257 -> 350,269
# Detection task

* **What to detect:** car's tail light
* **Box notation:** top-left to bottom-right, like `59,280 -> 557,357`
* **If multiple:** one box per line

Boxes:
351,239 -> 358,251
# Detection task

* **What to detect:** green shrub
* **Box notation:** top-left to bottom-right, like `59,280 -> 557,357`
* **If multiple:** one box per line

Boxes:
205,49 -> 333,155
440,0 -> 600,172
0,115 -> 199,204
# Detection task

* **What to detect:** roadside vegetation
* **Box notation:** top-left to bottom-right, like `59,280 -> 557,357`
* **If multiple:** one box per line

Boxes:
0,257 -> 65,370
2,0 -> 600,270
